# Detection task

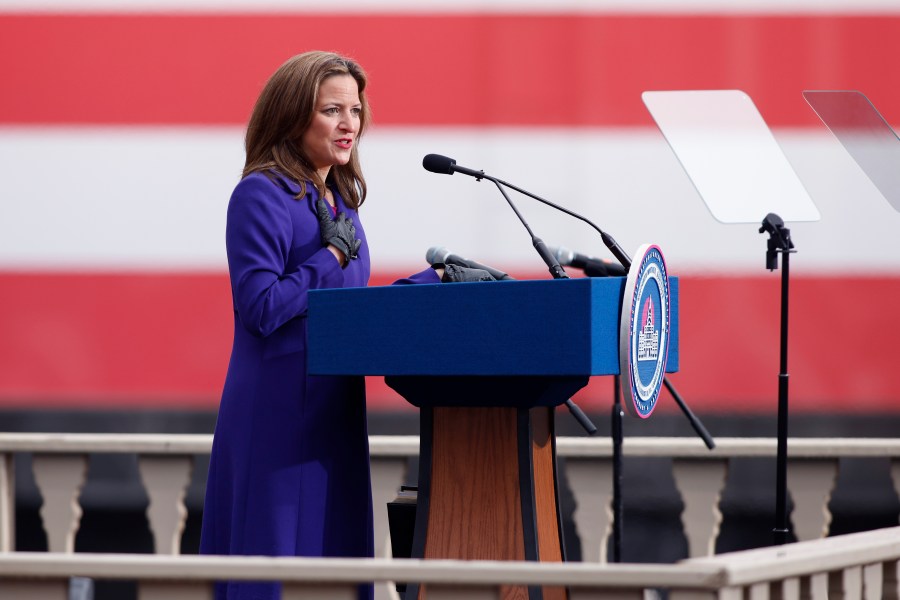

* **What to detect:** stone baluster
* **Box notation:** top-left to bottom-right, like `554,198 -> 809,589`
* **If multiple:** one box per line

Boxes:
798,572 -> 828,599
31,454 -> 88,553
671,459 -> 727,557
746,582 -> 771,599
786,459 -> 838,541
565,458 -> 614,563
828,565 -> 863,600
861,562 -> 883,600
778,576 -> 801,600
137,455 -> 194,555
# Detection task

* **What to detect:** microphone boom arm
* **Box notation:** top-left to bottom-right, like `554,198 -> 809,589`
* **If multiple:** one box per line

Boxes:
485,177 -> 570,280
493,176 -> 634,270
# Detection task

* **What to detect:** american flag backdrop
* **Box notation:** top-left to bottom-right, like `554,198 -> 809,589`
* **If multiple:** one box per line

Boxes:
1,0 -> 899,416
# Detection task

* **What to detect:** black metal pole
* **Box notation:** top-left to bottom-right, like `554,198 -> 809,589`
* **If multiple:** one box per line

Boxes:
611,375 -> 624,562
759,212 -> 794,546
774,246 -> 791,545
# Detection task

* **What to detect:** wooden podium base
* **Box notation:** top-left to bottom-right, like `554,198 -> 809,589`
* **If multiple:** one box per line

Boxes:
406,406 -> 568,600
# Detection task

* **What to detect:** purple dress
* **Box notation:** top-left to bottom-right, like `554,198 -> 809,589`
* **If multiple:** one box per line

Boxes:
200,171 -> 438,599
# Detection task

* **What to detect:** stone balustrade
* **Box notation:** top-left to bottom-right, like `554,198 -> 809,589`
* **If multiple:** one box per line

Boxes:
0,434 -> 898,599
0,525 -> 897,599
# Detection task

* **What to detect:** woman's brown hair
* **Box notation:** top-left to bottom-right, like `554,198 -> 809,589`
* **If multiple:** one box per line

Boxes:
243,51 -> 370,209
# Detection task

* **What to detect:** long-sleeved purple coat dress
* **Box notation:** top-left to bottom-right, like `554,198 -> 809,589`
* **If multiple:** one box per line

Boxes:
200,170 -> 438,600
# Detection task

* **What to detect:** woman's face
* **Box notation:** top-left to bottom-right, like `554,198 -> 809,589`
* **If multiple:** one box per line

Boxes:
301,74 -> 361,180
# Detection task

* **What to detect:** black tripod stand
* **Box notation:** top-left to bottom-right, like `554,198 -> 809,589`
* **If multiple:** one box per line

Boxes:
759,212 -> 796,545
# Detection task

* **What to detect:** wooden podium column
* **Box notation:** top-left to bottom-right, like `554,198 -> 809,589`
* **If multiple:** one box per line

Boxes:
408,406 -> 567,600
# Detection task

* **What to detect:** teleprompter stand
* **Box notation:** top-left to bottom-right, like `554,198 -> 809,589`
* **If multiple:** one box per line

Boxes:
760,213 -> 796,544
643,89 -> 821,546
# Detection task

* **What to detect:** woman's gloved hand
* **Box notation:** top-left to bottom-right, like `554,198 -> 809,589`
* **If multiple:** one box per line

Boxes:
316,199 -> 362,265
441,263 -> 497,283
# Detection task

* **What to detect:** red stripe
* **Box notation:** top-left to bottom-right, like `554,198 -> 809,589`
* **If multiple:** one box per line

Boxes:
1,13 -> 899,126
0,272 -> 898,413
0,272 -> 232,408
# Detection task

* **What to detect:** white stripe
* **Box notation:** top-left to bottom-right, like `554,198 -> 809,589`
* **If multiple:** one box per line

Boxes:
0,0 -> 898,14
0,126 -> 242,270
2,125 -> 898,274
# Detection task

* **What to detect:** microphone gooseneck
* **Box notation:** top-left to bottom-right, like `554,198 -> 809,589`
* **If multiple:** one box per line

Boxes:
422,154 -> 567,279
422,154 -> 630,272
486,179 -> 569,279
491,176 -> 633,271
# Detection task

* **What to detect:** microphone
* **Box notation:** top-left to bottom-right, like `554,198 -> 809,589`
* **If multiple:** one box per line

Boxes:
426,246 -> 513,281
551,246 -> 627,277
422,154 -> 568,280
423,154 -> 485,179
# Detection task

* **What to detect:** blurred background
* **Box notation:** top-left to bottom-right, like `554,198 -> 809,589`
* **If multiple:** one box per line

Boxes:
0,0 -> 899,561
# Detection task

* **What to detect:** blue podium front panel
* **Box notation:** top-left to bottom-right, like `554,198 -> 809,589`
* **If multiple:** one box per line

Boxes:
308,277 -> 678,377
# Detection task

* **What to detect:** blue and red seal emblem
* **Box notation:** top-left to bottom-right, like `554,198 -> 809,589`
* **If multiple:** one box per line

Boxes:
620,244 -> 670,418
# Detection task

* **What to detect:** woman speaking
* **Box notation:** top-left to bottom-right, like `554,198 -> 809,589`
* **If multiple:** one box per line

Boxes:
198,51 -> 448,600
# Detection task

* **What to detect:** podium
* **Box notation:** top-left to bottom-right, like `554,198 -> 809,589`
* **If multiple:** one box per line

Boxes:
309,278 -> 679,600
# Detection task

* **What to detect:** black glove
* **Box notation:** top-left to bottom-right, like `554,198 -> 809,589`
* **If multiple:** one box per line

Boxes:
441,264 -> 496,283
316,199 -> 361,264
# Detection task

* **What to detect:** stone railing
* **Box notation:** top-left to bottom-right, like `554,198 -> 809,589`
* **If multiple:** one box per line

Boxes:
0,525 -> 897,599
0,434 -> 899,597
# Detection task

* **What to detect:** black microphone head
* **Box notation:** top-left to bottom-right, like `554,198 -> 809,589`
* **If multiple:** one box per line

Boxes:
425,246 -> 452,265
423,154 -> 456,175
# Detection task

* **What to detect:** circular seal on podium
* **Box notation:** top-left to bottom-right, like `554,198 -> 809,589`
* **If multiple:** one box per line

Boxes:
620,244 -> 670,418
